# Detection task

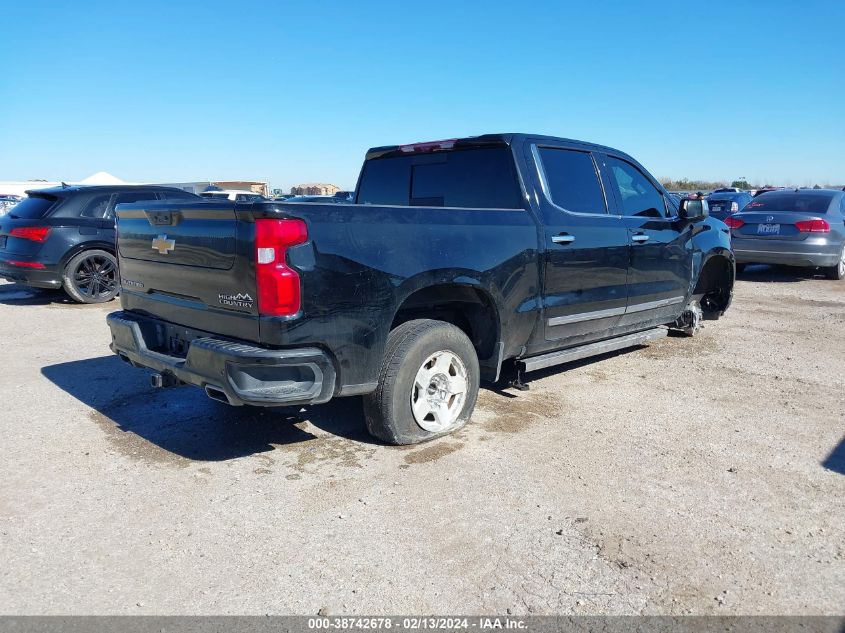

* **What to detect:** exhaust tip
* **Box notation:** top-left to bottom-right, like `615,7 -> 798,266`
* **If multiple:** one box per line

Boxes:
205,385 -> 231,405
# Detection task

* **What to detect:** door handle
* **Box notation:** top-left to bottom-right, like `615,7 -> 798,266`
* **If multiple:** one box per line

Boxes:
552,234 -> 575,244
631,233 -> 650,243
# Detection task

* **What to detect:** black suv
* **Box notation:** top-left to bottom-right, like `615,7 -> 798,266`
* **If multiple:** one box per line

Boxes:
0,185 -> 199,303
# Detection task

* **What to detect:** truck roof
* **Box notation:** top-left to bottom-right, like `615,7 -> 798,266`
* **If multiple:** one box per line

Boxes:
365,133 -> 627,161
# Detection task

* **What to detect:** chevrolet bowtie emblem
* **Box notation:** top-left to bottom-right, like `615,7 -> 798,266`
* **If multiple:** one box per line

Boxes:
151,234 -> 176,255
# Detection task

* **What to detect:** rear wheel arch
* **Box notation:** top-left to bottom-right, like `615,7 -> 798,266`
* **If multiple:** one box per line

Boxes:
60,241 -> 116,270
390,283 -> 501,368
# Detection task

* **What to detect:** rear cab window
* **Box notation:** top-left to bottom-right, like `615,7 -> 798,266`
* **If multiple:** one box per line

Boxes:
357,147 -> 522,209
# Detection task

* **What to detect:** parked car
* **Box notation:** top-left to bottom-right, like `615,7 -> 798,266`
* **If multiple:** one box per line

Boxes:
106,133 -> 734,444
753,186 -> 783,197
707,191 -> 753,221
712,187 -> 743,194
727,189 -> 845,279
0,185 -> 199,302
200,190 -> 267,202
0,195 -> 22,216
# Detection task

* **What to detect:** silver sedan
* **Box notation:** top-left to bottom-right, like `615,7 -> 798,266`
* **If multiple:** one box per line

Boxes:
728,189 -> 845,280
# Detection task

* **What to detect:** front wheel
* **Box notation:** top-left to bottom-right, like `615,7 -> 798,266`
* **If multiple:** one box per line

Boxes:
363,319 -> 480,445
823,246 -> 845,280
62,249 -> 119,303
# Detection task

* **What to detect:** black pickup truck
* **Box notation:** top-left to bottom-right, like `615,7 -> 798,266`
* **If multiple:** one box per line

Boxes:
107,133 -> 733,444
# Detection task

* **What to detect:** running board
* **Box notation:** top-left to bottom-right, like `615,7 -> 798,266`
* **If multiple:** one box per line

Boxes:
518,327 -> 667,373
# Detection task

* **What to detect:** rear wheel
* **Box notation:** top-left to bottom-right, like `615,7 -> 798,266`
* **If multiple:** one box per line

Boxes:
62,249 -> 119,303
363,319 -> 480,445
823,246 -> 845,280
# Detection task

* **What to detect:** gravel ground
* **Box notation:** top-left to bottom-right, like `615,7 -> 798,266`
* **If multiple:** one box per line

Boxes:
0,267 -> 843,615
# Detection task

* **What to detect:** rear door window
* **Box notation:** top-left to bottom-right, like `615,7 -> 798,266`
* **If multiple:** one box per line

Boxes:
357,147 -> 522,209
606,157 -> 667,218
50,192 -> 114,219
80,194 -> 113,218
536,148 -> 607,214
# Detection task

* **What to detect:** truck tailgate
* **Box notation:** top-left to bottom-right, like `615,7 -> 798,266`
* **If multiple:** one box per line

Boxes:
116,201 -> 262,342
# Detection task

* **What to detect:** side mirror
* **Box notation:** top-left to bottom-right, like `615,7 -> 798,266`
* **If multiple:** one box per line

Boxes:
680,198 -> 709,221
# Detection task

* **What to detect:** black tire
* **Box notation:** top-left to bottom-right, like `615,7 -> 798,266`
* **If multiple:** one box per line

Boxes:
62,249 -> 119,304
734,263 -> 746,275
363,319 -> 480,445
823,246 -> 845,280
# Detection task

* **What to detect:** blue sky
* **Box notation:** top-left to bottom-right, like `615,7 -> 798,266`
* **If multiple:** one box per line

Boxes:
1,0 -> 843,190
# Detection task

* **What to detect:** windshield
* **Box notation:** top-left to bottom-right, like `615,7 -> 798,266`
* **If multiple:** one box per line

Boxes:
745,193 -> 833,214
7,194 -> 58,219
200,192 -> 230,199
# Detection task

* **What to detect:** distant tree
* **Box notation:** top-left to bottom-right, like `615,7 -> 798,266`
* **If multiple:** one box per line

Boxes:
660,177 -> 729,191
731,180 -> 750,189
813,184 -> 822,189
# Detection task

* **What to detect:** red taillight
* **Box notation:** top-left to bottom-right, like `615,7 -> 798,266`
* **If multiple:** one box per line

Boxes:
724,217 -> 744,229
10,226 -> 50,242
255,218 -> 308,316
4,259 -> 45,269
794,219 -> 830,233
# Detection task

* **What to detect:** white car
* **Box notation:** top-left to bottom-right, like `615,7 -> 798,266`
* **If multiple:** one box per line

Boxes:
199,190 -> 267,202
0,195 -> 22,216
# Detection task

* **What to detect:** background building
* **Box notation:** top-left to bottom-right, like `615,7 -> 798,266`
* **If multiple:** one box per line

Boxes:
157,180 -> 269,196
291,183 -> 340,196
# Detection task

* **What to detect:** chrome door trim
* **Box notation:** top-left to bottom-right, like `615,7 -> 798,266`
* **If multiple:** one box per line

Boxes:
547,295 -> 685,327
548,306 -> 626,327
624,295 -> 685,314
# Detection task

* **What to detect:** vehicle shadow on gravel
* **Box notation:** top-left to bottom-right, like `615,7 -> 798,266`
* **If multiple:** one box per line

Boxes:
0,282 -> 73,305
822,435 -> 845,475
737,264 -> 826,283
42,355 -> 377,462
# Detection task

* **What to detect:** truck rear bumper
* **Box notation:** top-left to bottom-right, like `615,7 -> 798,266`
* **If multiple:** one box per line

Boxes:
107,311 -> 336,407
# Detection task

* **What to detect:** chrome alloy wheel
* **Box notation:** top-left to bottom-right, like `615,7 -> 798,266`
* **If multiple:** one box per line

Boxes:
838,246 -> 845,278
410,350 -> 469,433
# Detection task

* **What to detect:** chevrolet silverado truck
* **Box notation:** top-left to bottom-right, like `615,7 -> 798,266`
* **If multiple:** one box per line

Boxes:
107,133 -> 734,444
